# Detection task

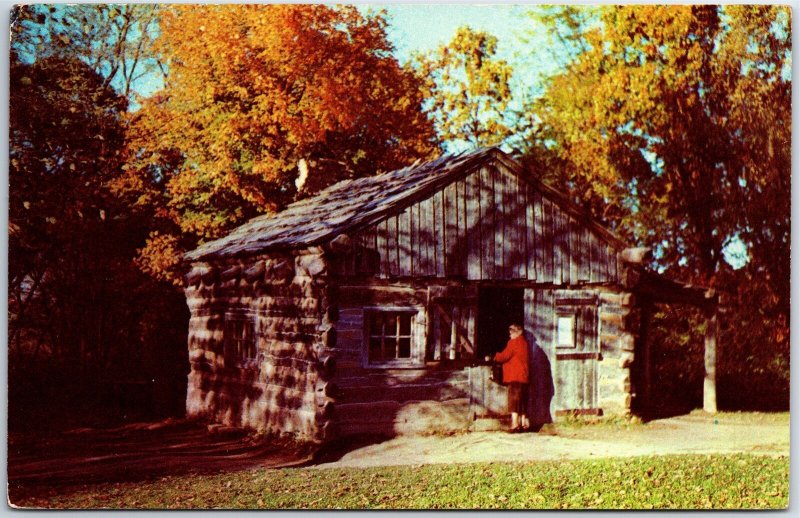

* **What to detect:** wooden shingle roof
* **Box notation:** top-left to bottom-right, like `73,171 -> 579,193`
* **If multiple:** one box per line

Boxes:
185,147 -> 502,261
185,147 -> 633,262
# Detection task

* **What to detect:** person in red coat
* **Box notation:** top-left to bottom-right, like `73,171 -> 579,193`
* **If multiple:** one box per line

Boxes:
493,324 -> 530,432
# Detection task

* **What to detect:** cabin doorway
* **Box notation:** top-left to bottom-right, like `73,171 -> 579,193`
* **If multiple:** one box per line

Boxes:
477,287 -> 524,358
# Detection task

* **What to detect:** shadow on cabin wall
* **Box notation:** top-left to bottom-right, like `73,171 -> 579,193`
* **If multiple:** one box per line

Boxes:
525,331 -> 554,429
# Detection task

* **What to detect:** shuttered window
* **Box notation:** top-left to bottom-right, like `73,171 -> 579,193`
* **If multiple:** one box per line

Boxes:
224,313 -> 257,367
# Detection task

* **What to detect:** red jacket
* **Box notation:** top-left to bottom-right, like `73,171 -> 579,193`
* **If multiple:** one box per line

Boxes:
494,335 -> 529,384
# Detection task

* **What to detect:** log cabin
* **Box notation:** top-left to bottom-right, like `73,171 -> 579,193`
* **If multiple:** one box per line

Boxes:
182,147 -> 718,442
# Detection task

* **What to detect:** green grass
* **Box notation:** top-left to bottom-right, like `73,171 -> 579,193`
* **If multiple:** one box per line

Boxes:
554,410 -> 790,430
12,454 -> 788,510
685,409 -> 791,424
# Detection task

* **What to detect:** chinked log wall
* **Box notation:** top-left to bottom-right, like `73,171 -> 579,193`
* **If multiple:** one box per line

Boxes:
184,248 -> 335,441
332,162 -> 621,284
323,160 -> 635,424
183,159 -> 637,439
597,291 -> 639,414
327,282 -> 638,436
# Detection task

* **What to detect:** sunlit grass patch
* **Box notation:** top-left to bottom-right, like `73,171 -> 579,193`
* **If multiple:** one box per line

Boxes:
685,409 -> 790,425
12,453 -> 788,510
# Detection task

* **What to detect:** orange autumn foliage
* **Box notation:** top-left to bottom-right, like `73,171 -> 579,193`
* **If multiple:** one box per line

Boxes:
120,5 -> 437,283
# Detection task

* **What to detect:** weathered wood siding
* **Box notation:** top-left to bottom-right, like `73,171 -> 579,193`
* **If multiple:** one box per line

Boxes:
523,287 -> 635,419
317,282 -> 638,437
184,257 -> 637,439
332,162 -> 621,284
183,250 -> 333,441
324,283 -> 471,436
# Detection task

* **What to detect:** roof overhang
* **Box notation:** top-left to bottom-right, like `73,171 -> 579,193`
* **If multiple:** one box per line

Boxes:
631,267 -> 718,310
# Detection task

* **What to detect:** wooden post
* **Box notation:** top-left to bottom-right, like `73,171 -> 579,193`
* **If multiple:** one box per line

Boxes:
432,306 -> 441,361
703,309 -> 718,413
450,307 -> 458,359
639,301 -> 652,412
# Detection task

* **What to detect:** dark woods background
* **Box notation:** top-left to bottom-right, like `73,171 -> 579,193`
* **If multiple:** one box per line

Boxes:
8,5 -> 789,432
7,55 -> 189,430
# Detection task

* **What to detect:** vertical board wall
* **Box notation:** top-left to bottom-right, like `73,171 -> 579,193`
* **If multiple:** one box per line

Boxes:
336,162 -> 621,284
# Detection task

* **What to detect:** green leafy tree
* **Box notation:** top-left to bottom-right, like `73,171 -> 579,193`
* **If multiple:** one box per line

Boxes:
11,4 -> 163,100
9,11 -> 189,428
9,54 -> 127,361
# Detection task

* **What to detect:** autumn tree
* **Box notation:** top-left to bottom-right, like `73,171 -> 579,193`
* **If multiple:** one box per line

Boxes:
415,26 -> 522,150
529,5 -> 790,287
119,5 -> 437,283
527,5 -> 790,409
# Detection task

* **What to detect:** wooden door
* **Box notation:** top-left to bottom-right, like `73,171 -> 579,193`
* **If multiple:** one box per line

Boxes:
554,301 -> 600,415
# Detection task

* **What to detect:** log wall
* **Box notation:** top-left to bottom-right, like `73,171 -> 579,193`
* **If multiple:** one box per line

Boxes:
332,162 -> 621,285
184,252 -> 637,439
314,281 -> 638,437
596,291 -> 638,415
183,248 -> 334,441
181,159 -> 641,439
325,282 -> 473,436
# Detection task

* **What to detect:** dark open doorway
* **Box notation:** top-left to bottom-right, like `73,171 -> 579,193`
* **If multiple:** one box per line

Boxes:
477,286 -> 524,358
631,303 -> 705,420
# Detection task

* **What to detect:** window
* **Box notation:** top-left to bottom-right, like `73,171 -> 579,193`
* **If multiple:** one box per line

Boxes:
366,310 -> 416,364
556,313 -> 576,348
224,313 -> 257,367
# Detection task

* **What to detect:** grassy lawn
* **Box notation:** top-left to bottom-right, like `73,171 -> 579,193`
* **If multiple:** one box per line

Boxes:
13,453 -> 787,510
684,410 -> 791,425
556,410 -> 790,428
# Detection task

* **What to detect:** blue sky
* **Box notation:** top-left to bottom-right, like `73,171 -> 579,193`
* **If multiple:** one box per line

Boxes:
366,4 -> 531,61
364,4 -> 560,97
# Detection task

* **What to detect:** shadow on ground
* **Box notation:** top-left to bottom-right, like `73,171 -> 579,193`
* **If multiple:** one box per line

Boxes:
303,434 -> 392,466
8,418 -> 315,501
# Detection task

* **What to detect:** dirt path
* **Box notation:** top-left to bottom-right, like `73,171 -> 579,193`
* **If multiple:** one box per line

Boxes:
8,413 -> 788,496
312,414 -> 789,469
7,419 -> 314,491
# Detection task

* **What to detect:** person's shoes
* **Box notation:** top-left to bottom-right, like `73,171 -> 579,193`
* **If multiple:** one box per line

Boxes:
508,427 -> 522,434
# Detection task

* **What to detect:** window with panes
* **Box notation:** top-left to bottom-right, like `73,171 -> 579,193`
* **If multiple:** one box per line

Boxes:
366,310 -> 416,364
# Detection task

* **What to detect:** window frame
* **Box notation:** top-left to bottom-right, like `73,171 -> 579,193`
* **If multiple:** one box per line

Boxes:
555,311 -> 578,349
223,311 -> 258,369
363,307 -> 423,368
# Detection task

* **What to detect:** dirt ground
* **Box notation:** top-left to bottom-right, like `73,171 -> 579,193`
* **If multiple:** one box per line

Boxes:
312,413 -> 790,469
7,418 -> 315,492
7,412 -> 789,496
